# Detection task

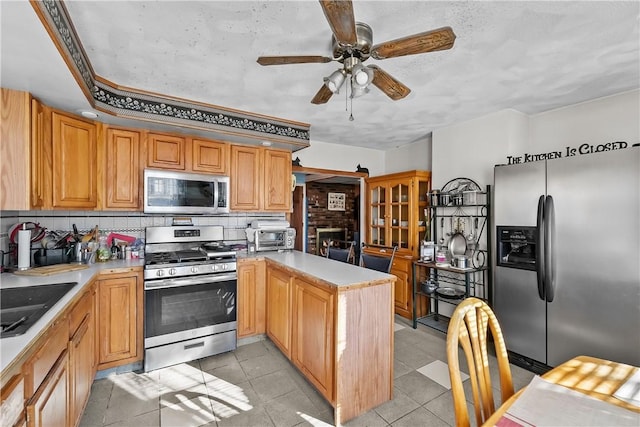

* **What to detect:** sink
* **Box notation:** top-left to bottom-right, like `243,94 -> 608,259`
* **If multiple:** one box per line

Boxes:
0,282 -> 77,338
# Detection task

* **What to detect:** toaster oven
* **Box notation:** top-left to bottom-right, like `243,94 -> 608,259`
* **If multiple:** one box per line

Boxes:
254,228 -> 296,252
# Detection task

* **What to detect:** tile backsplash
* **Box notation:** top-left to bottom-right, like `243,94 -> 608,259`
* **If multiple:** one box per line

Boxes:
0,210 -> 284,260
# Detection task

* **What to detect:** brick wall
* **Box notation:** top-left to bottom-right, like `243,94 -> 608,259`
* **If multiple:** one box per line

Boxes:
306,183 -> 359,255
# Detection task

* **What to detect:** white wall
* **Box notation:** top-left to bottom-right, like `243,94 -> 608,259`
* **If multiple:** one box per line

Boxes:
384,134 -> 432,174
431,109 -> 529,189
294,139 -> 385,176
431,89 -> 640,189
529,89 -> 639,151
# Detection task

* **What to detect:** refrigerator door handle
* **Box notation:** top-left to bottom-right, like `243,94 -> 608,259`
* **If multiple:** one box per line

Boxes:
544,195 -> 556,302
536,195 -> 546,300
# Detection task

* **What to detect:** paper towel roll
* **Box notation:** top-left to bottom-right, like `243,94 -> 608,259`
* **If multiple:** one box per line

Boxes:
18,229 -> 31,270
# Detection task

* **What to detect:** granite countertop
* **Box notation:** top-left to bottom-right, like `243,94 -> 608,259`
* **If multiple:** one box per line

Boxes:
242,250 -> 396,288
0,259 -> 145,374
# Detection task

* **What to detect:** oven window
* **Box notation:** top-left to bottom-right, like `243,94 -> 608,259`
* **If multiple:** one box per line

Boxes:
145,280 -> 236,338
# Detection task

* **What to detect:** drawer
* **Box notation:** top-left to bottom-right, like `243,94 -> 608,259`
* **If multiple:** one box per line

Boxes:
23,318 -> 68,396
69,287 -> 92,337
391,257 -> 411,273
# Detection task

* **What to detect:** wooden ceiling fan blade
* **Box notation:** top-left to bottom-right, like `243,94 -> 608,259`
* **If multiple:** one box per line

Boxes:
319,0 -> 357,45
311,85 -> 333,104
369,65 -> 411,100
257,56 -> 333,66
371,26 -> 456,60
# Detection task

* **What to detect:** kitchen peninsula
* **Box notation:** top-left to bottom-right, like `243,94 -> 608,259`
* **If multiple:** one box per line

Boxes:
243,251 -> 397,425
1,251 -> 395,426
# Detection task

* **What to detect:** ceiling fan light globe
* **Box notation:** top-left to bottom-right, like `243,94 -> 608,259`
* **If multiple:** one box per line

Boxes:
350,85 -> 369,99
354,70 -> 369,85
323,69 -> 346,93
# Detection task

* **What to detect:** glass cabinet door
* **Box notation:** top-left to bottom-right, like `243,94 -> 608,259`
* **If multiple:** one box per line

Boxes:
369,185 -> 386,246
389,182 -> 409,250
417,179 -> 430,242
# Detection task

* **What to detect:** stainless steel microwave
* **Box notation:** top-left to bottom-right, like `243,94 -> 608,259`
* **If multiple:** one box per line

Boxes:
143,169 -> 230,214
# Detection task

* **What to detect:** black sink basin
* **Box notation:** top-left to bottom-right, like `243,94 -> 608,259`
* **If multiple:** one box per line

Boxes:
0,282 -> 77,338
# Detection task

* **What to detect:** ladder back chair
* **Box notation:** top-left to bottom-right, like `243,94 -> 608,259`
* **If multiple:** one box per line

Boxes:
326,240 -> 355,264
446,297 -> 514,427
359,243 -> 397,273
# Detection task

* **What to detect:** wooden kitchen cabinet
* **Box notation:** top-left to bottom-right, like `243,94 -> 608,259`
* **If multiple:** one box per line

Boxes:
365,170 -> 431,319
0,374 -> 25,427
266,266 -> 292,358
96,269 -> 143,369
237,258 -> 266,338
291,277 -> 335,402
0,88 -> 42,210
230,145 -> 291,212
191,138 -> 228,174
51,111 -> 98,209
102,127 -> 142,210
146,132 -> 186,170
30,98 -> 48,209
25,350 -> 69,427
263,148 -> 292,211
68,283 -> 96,427
263,259 -> 395,424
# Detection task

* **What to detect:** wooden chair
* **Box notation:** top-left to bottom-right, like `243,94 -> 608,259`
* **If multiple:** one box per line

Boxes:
326,240 -> 355,264
359,243 -> 397,273
446,297 -> 514,427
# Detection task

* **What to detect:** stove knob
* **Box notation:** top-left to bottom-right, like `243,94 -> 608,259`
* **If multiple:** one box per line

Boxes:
191,266 -> 198,273
156,270 -> 164,277
213,264 -> 220,272
169,268 -> 177,276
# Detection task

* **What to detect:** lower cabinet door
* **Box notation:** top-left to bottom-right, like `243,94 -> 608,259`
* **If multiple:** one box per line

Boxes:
391,258 -> 412,319
291,278 -> 334,402
266,267 -> 292,358
237,260 -> 266,338
97,274 -> 140,368
69,315 -> 94,427
26,350 -> 68,427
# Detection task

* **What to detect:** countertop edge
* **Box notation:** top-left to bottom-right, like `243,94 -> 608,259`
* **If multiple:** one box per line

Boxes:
0,260 -> 144,381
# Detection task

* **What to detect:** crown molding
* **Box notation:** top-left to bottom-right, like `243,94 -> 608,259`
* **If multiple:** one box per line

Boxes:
30,0 -> 310,149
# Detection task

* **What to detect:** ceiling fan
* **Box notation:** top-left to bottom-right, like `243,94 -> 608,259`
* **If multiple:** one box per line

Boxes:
257,0 -> 456,105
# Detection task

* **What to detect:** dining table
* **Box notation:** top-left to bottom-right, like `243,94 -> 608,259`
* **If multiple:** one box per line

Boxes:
484,355 -> 640,426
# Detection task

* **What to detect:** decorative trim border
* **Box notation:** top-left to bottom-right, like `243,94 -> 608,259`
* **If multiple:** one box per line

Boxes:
31,0 -> 311,146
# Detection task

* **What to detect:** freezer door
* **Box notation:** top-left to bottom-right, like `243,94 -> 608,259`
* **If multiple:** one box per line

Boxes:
493,161 -> 547,363
546,148 -> 640,367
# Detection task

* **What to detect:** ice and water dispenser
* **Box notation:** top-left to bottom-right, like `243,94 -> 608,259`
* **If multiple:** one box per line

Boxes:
496,226 -> 537,270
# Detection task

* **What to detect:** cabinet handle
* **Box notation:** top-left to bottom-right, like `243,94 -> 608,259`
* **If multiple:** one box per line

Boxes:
184,341 -> 205,350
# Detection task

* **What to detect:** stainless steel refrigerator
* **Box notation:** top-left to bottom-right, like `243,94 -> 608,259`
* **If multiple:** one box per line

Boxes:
493,146 -> 639,371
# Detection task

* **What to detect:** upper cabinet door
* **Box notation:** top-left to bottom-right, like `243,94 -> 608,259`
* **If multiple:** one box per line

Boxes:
192,138 -> 228,174
147,133 -> 186,170
104,127 -> 142,210
263,149 -> 291,211
0,88 -> 32,210
52,111 -> 97,209
230,145 -> 261,210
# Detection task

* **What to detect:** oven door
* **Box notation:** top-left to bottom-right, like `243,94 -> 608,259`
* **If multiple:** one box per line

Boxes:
144,273 -> 236,348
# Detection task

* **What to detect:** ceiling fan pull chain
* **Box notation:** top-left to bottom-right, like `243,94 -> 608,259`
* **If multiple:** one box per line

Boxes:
349,80 -> 355,121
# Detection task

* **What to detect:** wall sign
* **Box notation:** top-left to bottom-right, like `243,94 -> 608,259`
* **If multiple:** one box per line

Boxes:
506,141 -> 632,165
328,193 -> 346,211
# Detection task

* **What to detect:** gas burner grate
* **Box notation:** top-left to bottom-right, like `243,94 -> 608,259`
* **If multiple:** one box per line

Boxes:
175,250 -> 208,262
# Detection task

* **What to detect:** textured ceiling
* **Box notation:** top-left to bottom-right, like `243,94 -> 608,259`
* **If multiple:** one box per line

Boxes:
3,1 -> 639,151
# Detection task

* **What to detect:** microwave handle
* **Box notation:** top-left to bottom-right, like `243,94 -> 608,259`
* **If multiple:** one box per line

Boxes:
213,181 -> 220,208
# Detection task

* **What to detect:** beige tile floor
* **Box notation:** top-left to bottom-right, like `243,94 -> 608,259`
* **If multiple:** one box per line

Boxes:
79,317 -> 535,427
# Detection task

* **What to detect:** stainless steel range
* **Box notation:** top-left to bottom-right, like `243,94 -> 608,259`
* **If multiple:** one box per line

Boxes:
144,225 -> 237,372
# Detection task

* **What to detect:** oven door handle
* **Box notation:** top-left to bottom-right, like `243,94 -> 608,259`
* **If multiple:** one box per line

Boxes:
144,272 -> 237,290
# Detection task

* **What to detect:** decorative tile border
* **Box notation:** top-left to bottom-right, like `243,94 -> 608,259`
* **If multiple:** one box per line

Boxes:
32,0 -> 310,147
